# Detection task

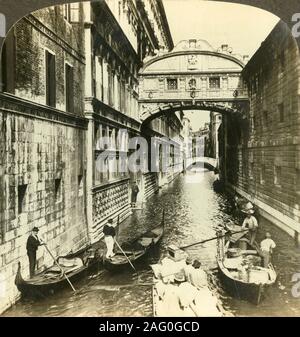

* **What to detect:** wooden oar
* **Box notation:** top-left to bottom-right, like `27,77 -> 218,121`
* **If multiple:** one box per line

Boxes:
180,228 -> 249,250
114,239 -> 137,272
43,243 -> 76,292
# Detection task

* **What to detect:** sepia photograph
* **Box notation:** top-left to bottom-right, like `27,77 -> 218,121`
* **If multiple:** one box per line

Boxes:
0,0 -> 300,319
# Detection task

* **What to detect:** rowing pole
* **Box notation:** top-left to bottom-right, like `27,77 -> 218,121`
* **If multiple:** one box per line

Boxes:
179,228 -> 249,250
43,243 -> 76,292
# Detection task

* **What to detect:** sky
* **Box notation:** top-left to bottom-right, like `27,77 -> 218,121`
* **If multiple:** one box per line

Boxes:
162,0 -> 280,130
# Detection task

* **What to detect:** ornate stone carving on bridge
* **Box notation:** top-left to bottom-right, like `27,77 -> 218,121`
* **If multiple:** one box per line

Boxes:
187,55 -> 198,69
140,100 -> 249,122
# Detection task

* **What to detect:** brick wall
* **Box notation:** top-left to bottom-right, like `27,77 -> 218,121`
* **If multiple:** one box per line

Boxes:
230,21 -> 300,235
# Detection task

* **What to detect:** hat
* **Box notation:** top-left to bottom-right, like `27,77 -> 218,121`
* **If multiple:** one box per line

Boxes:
107,219 -> 113,224
174,271 -> 185,283
244,209 -> 255,215
192,260 -> 202,269
32,227 -> 39,232
265,232 -> 272,238
242,201 -> 254,214
186,256 -> 194,265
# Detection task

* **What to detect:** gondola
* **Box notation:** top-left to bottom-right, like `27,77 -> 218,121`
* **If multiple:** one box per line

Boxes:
103,211 -> 165,271
15,244 -> 103,298
216,225 -> 277,305
151,245 -> 225,317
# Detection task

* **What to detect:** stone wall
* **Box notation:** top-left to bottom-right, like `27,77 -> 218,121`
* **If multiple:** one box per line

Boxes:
12,7 -> 85,115
230,21 -> 300,237
0,4 -> 88,314
0,96 -> 88,313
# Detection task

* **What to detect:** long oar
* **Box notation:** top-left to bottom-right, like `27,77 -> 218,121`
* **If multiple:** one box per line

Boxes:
114,239 -> 137,272
43,243 -> 76,292
179,228 -> 249,250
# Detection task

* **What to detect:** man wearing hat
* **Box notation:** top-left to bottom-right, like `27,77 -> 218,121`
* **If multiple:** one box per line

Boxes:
241,205 -> 258,245
260,232 -> 276,268
26,227 -> 44,278
103,219 -> 116,259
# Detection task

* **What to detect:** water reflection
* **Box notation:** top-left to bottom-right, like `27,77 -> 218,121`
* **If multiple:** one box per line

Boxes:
3,170 -> 300,316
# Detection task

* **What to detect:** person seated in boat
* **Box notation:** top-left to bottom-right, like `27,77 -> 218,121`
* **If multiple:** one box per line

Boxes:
103,218 -> 116,259
193,286 -> 222,317
260,232 -> 276,268
241,206 -> 258,245
183,256 -> 194,283
160,257 -> 182,283
189,260 -> 208,289
177,279 -> 198,310
26,227 -> 44,278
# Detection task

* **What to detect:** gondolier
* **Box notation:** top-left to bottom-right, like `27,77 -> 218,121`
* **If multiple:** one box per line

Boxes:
103,219 -> 116,259
131,181 -> 139,207
241,203 -> 258,244
26,227 -> 44,278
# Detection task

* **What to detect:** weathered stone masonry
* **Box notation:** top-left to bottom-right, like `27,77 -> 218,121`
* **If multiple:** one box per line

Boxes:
0,5 -> 88,313
228,21 -> 300,239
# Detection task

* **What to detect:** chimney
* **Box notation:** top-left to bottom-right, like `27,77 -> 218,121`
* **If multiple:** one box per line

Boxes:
221,44 -> 228,52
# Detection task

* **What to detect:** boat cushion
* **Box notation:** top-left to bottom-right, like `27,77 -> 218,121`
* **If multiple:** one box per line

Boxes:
248,268 -> 270,284
223,257 -> 243,269
138,237 -> 154,247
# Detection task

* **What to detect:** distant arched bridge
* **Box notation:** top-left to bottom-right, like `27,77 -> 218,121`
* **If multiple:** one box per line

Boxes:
185,156 -> 218,171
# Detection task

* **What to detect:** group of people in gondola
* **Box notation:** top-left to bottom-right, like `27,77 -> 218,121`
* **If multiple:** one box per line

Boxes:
153,255 -> 211,310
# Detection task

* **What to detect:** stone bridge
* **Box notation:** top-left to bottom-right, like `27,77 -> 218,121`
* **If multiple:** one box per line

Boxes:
139,39 -> 249,123
186,156 -> 218,171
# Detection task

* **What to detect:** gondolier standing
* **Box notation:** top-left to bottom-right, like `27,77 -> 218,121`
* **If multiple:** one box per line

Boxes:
241,202 -> 258,245
103,218 -> 116,259
26,227 -> 44,278
131,181 -> 139,208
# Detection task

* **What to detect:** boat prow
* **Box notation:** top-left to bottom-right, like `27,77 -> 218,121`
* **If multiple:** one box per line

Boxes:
15,244 -> 103,298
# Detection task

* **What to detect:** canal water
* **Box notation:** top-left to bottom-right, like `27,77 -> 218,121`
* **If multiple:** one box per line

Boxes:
3,169 -> 300,317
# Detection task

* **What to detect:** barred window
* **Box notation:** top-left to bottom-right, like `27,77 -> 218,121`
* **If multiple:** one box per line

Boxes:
167,78 -> 178,90
209,77 -> 220,89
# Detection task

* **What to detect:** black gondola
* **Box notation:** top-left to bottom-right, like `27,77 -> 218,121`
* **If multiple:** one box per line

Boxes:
103,211 -> 165,271
15,244 -> 103,298
216,225 -> 277,305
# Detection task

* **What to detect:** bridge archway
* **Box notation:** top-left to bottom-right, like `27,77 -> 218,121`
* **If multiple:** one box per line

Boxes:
185,156 -> 218,171
139,39 -> 249,125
